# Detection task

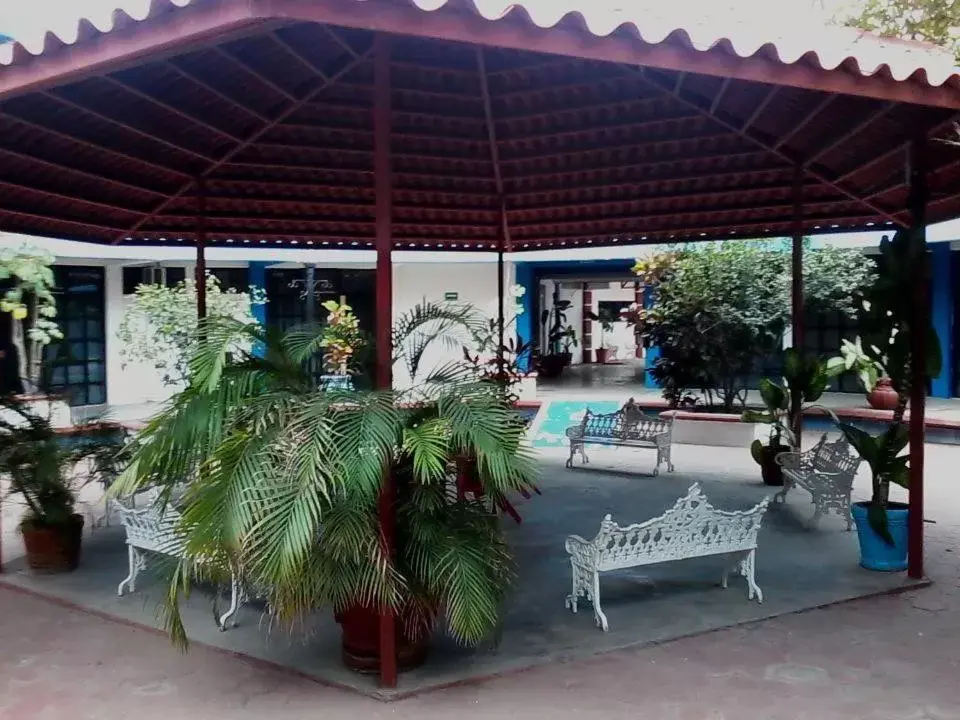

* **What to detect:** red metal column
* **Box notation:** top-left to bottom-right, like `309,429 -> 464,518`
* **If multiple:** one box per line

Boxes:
634,282 -> 643,359
373,32 -> 397,688
195,178 -> 207,320
791,165 -> 804,445
477,48 -> 510,384
908,135 -> 929,580
581,283 -> 593,364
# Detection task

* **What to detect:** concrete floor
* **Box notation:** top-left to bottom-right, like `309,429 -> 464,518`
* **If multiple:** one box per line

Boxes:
0,443 -> 921,699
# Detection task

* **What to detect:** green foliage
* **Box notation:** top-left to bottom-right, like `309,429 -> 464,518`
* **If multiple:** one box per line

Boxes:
112,303 -> 537,649
636,241 -> 874,412
831,229 -> 942,544
318,300 -> 365,374
117,274 -> 264,387
0,244 -> 63,391
0,395 -> 126,527
540,284 -> 578,356
838,0 -> 960,64
743,349 -> 830,456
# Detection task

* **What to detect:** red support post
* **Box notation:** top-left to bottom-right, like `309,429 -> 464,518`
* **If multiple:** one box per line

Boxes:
195,178 -> 207,320
908,135 -> 929,580
373,31 -> 398,689
581,283 -> 593,364
791,165 -> 804,446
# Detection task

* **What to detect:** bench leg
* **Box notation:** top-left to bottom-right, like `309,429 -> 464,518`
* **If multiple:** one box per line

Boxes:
773,479 -> 792,505
591,571 -> 608,632
810,500 -> 823,529
218,577 -> 242,631
741,550 -> 763,603
565,562 -> 582,614
118,546 -> 144,596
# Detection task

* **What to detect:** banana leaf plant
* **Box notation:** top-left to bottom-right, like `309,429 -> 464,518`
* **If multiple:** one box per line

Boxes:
829,228 -> 941,544
743,348 -> 830,466
111,302 -> 538,649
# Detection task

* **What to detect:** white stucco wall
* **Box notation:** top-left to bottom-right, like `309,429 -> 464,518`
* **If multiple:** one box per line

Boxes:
392,260 -> 512,388
74,258 -> 512,408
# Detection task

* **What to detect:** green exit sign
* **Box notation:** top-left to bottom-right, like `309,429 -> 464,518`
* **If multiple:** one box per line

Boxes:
444,292 -> 459,301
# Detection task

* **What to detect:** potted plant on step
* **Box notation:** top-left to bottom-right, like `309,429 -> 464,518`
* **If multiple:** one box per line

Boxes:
586,307 -> 617,364
744,349 -> 831,486
112,302 -> 537,672
538,285 -> 576,378
831,230 -> 941,571
0,395 -> 124,572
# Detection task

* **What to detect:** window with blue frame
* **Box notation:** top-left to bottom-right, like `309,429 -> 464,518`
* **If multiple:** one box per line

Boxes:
43,266 -> 107,406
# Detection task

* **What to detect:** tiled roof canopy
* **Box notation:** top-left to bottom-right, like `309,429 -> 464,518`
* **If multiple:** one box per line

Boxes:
0,0 -> 958,251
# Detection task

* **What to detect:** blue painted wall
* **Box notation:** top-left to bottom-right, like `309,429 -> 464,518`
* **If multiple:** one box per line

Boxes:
514,263 -> 536,371
248,262 -> 269,357
931,243 -> 953,398
513,258 -> 635,373
643,284 -> 660,389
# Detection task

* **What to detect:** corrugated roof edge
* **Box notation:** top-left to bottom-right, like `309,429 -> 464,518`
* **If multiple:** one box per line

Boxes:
0,0 -> 958,91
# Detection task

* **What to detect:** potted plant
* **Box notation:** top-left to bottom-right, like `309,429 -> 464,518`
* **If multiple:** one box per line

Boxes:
830,230 -> 941,571
112,302 -> 537,672
538,285 -> 575,378
586,308 -> 617,364
318,299 -> 365,391
743,349 -> 830,486
0,395 -> 124,572
828,337 -> 898,410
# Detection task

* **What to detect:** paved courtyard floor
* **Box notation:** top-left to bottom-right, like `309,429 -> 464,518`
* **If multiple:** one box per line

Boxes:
1,438 -> 942,705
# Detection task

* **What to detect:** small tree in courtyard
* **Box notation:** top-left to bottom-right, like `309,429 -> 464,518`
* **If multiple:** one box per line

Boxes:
0,244 -> 63,394
632,241 -> 875,412
117,274 -> 265,388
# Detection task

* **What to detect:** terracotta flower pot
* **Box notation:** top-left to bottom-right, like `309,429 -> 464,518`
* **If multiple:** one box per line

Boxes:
335,605 -> 429,674
867,377 -> 900,411
595,348 -> 610,364
21,514 -> 84,572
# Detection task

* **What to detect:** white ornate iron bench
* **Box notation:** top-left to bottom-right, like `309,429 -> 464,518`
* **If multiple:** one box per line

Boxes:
774,434 -> 862,529
112,490 -> 245,631
565,398 -> 674,475
564,483 -> 770,631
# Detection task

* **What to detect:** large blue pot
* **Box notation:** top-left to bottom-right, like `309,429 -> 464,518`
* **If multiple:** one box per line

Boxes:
851,502 -> 909,572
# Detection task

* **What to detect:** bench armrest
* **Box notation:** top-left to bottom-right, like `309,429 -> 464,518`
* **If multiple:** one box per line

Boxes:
564,534 -> 597,565
775,452 -> 802,470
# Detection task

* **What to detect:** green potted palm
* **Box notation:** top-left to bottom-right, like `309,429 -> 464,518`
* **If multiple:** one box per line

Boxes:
0,395 -> 124,571
830,229 -> 940,571
112,302 -> 537,672
744,348 -> 830,486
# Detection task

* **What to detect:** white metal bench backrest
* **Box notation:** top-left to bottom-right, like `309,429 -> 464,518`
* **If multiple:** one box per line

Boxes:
582,402 -> 670,440
590,484 -> 769,571
809,436 -> 861,489
112,489 -> 185,557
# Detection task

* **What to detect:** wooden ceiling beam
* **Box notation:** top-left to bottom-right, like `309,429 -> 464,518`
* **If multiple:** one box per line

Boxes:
629,67 -> 908,227
117,46 -> 374,242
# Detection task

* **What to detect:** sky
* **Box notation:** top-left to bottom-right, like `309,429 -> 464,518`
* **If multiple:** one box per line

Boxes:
0,0 -> 861,45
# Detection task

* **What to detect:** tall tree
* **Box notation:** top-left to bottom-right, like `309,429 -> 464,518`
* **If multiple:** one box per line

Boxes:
834,0 -> 960,64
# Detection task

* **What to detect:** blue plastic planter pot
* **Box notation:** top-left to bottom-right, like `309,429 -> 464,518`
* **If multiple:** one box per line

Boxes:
851,502 -> 909,572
